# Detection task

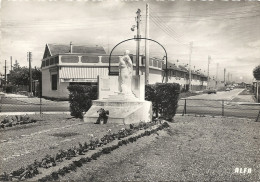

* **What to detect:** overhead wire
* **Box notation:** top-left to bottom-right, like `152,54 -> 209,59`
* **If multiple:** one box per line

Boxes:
149,6 -> 185,40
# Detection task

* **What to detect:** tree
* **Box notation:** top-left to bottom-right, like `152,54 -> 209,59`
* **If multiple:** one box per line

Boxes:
253,65 -> 260,80
8,66 -> 41,86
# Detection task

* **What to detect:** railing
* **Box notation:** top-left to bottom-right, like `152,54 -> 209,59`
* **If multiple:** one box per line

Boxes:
0,96 -> 70,115
177,98 -> 260,119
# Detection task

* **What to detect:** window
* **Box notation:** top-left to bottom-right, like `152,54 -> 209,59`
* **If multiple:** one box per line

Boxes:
41,61 -> 46,68
46,59 -> 50,66
51,74 -> 57,90
69,82 -> 97,86
50,58 -> 54,65
55,56 -> 59,64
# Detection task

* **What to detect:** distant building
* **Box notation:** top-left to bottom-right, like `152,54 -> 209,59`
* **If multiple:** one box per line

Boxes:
41,43 -> 163,99
41,43 -> 208,99
163,62 -> 208,91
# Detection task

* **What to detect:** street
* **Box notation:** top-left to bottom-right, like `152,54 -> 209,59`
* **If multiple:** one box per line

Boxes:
177,89 -> 260,119
0,95 -> 70,113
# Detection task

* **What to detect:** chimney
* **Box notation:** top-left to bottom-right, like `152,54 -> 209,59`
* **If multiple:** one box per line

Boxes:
70,41 -> 73,53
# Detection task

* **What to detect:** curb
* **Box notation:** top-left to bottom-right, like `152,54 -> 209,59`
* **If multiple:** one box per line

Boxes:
0,112 -> 71,116
175,114 -> 254,120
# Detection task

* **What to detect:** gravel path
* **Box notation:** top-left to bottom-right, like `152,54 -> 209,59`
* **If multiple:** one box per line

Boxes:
59,115 -> 260,181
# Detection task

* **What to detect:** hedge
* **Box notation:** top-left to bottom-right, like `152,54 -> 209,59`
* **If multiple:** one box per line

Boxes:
253,65 -> 260,80
67,83 -> 180,120
145,83 -> 180,121
67,85 -> 97,118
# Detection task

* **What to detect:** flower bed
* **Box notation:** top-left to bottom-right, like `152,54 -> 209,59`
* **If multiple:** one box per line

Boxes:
0,121 -> 170,181
0,115 -> 37,129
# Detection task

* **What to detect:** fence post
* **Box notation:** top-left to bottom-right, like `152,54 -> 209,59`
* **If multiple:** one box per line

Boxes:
40,96 -> 42,116
184,99 -> 187,114
222,100 -> 224,116
255,111 -> 260,122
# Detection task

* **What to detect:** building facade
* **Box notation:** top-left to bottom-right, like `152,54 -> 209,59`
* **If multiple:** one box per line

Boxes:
41,43 -> 208,99
41,43 -> 164,99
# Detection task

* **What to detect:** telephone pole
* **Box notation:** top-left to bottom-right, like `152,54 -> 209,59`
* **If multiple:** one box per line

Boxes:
10,56 -> 12,71
188,42 -> 193,91
145,3 -> 150,85
4,60 -> 7,85
207,55 -> 211,89
28,52 -> 32,93
224,68 -> 226,85
216,63 -> 219,81
135,9 -> 141,76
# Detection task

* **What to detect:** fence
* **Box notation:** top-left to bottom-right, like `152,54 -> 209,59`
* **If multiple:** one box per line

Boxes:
0,95 -> 70,115
177,98 -> 260,120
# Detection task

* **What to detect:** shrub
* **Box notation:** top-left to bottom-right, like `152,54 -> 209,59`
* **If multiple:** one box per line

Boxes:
145,83 -> 180,121
3,85 -> 17,93
67,85 -> 97,118
253,65 -> 260,80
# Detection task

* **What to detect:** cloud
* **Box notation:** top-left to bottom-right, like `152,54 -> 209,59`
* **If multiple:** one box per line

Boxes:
247,40 -> 260,48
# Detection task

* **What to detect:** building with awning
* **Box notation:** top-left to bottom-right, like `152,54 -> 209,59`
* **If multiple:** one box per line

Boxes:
41,43 -> 164,99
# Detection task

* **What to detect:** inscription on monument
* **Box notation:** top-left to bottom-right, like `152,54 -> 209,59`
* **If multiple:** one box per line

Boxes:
101,78 -> 110,91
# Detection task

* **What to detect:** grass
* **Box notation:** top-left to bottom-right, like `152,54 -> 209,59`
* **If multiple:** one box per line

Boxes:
178,91 -> 202,99
57,115 -> 260,182
51,132 -> 80,138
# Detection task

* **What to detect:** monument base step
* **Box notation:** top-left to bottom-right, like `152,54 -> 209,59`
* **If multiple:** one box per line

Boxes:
84,100 -> 152,125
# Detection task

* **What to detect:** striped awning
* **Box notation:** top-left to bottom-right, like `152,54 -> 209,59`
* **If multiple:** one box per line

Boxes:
60,67 -> 109,79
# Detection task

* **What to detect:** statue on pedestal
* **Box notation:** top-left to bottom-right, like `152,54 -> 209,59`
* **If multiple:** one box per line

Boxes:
118,50 -> 134,95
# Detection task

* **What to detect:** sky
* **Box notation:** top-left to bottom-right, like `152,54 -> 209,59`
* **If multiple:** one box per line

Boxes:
0,0 -> 260,83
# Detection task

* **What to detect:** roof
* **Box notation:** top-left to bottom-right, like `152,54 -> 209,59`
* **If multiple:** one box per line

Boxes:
178,65 -> 189,72
44,44 -> 106,58
162,62 -> 181,71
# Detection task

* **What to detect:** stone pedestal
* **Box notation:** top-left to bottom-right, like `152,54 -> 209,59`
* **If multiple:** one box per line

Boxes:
84,73 -> 151,125
84,99 -> 152,125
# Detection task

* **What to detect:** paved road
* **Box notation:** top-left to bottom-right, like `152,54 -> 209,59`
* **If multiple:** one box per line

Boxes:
0,95 -> 70,113
177,89 -> 260,119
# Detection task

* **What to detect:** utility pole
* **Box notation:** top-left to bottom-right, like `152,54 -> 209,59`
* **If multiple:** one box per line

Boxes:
216,63 -> 219,81
28,52 -> 32,93
135,9 -> 141,76
207,55 -> 210,89
4,60 -> 7,85
188,42 -> 193,91
10,56 -> 12,71
145,3 -> 150,85
224,68 -> 226,85
216,63 -> 219,89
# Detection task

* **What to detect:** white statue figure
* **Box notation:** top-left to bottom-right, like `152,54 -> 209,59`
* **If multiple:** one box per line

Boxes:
119,50 -> 134,95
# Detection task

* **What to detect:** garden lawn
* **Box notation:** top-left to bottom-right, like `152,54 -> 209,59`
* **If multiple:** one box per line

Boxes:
0,114 -> 125,174
1,114 -> 259,181
58,115 -> 260,181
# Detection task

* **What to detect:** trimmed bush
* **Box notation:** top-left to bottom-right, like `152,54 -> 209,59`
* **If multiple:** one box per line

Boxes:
146,83 -> 180,121
253,65 -> 260,80
67,85 -> 97,118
